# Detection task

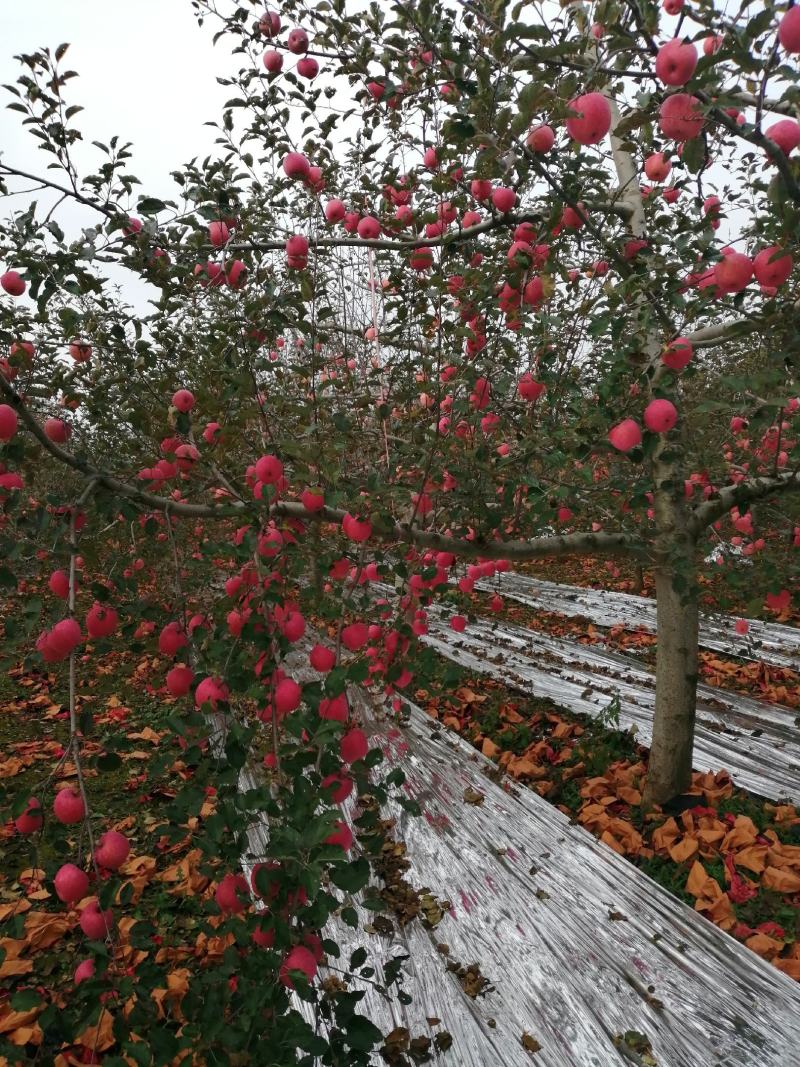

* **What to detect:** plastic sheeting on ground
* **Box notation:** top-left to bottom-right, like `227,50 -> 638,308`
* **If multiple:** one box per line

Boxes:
477,572 -> 800,670
278,689 -> 800,1065
420,610 -> 800,804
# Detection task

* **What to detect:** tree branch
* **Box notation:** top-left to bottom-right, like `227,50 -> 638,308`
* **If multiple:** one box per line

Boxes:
689,469 -> 800,534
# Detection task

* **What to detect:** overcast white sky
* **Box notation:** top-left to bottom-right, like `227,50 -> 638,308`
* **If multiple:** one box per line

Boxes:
1,1 -> 242,310
1,0 -> 233,200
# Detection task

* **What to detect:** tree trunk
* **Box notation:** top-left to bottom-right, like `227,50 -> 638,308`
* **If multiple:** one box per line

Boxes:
631,563 -> 644,595
643,562 -> 700,808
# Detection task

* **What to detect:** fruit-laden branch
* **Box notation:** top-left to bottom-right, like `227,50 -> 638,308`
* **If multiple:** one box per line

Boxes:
689,469 -> 800,534
0,375 -> 648,561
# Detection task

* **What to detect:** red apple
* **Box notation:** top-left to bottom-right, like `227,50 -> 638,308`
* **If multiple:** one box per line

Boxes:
779,6 -> 800,52
655,39 -> 698,86
643,399 -> 678,433
54,863 -> 89,903
608,419 -> 642,452
263,49 -> 283,73
659,93 -> 704,140
1,271 -> 26,296
565,93 -> 612,145
0,404 -> 17,441
287,28 -> 309,54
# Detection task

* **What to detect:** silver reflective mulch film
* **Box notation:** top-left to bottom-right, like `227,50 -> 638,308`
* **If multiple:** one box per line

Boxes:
477,572 -> 800,670
420,609 -> 800,804
294,692 -> 800,1066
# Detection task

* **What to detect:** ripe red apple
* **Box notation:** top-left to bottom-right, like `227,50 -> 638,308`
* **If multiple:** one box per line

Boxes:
322,772 -> 352,803
274,678 -> 302,716
259,10 -> 281,36
166,665 -> 194,697
54,785 -> 86,823
95,830 -> 130,869
527,124 -> 555,152
714,251 -> 752,294
518,373 -> 545,401
341,621 -> 369,650
662,0 -> 683,11
225,260 -> 247,288
644,152 -> 671,181
0,404 -> 17,441
255,453 -> 283,484
565,92 -> 612,145
208,221 -> 230,247
661,336 -> 693,372
325,199 -> 346,223
194,676 -> 229,710
69,341 -> 91,362
297,57 -> 319,79
79,899 -> 114,939
643,398 -> 678,433
492,187 -> 516,213
287,28 -> 309,54
409,248 -> 433,271
357,216 -> 380,239
309,644 -> 335,671
340,727 -> 368,763
608,419 -> 642,452
734,618 -> 749,636
753,246 -> 792,288
342,513 -> 371,542
325,821 -> 353,851
44,418 -> 71,444
54,862 -> 89,903
74,959 -> 95,984
285,234 -> 309,269
215,872 -> 250,913
423,146 -> 439,170
159,621 -> 188,656
1,271 -> 26,296
263,49 -> 283,73
50,618 -> 82,655
280,946 -> 317,988
659,93 -> 704,140
779,6 -> 800,52
765,119 -> 800,155
14,797 -> 43,834
301,487 -> 325,511
172,389 -> 195,413
283,152 -> 310,179
655,39 -> 698,86
85,602 -> 118,639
